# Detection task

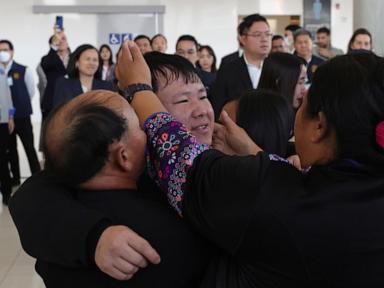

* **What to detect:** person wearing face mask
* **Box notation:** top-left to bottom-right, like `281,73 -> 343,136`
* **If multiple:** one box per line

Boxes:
0,39 -> 41,184
52,44 -> 114,108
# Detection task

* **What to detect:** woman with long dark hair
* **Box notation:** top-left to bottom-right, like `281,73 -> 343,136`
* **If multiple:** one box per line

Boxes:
99,44 -> 115,82
347,28 -> 373,53
258,52 -> 307,109
197,45 -> 217,74
53,44 -> 113,108
235,89 -> 294,157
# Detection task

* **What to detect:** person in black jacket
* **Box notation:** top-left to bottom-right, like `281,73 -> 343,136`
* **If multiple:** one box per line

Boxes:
293,29 -> 324,85
210,14 -> 272,118
40,29 -> 70,120
53,44 -> 113,108
120,41 -> 384,287
26,90 -> 207,288
9,52 -> 214,282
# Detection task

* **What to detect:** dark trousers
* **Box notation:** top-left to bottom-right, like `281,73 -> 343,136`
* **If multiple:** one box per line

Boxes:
7,117 -> 41,177
0,124 -> 11,203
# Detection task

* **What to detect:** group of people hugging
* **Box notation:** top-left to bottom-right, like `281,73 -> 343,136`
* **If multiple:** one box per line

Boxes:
8,19 -> 384,288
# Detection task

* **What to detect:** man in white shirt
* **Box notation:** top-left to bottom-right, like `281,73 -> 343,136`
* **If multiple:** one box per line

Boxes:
211,13 -> 271,117
0,39 -> 40,183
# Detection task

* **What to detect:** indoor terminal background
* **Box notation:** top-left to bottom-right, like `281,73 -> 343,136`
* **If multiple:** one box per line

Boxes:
0,0 -> 384,287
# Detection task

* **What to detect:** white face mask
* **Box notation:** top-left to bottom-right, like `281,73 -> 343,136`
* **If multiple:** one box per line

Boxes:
284,36 -> 292,47
0,51 -> 11,63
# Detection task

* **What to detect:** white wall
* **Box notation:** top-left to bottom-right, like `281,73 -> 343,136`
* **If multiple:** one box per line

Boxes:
354,0 -> 384,56
0,0 -> 355,124
331,0 -> 354,53
0,1 -> 98,122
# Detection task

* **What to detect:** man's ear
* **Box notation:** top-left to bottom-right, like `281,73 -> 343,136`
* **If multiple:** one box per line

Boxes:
311,111 -> 330,143
114,143 -> 133,172
239,34 -> 246,47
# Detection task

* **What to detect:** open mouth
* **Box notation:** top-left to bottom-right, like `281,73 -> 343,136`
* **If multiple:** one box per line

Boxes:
193,124 -> 209,132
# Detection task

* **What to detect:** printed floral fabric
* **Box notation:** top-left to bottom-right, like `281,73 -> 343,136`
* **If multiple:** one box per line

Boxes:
144,112 -> 209,215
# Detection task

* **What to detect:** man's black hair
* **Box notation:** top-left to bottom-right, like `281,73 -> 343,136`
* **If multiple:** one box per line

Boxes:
272,35 -> 284,41
237,14 -> 268,36
293,29 -> 312,42
0,39 -> 14,51
134,34 -> 151,43
317,26 -> 330,35
176,35 -> 199,51
144,51 -> 200,92
43,96 -> 127,186
285,24 -> 301,33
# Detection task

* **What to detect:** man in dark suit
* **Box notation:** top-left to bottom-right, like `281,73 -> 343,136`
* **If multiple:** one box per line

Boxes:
211,14 -> 271,117
293,29 -> 324,84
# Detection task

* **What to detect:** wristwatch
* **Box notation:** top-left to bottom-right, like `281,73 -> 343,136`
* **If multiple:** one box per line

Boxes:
119,83 -> 153,103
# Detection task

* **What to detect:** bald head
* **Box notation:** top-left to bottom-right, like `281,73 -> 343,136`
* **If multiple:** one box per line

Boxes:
43,90 -> 130,185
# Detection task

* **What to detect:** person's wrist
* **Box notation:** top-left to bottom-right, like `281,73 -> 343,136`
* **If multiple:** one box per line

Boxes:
119,83 -> 153,103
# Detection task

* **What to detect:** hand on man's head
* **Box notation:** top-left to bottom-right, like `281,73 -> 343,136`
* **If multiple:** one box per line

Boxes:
116,41 -> 152,88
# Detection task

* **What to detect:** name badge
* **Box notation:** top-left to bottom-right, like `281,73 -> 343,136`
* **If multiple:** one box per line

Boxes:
7,77 -> 13,86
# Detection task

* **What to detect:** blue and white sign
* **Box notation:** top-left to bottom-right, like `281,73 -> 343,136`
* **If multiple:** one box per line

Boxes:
109,33 -> 121,45
122,33 -> 133,42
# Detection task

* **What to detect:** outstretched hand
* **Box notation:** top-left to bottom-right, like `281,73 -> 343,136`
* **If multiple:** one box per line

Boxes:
116,41 -> 151,88
212,110 -> 262,156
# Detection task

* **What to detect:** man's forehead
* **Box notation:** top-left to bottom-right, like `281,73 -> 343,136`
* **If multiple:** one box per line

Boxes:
0,43 -> 10,49
177,40 -> 196,49
247,21 -> 269,31
158,75 -> 203,93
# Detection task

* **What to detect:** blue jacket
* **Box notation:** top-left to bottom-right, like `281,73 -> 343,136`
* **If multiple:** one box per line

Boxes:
8,61 -> 32,118
53,77 -> 114,108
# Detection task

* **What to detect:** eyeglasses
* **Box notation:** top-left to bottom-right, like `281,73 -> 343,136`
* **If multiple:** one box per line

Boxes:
243,32 -> 273,39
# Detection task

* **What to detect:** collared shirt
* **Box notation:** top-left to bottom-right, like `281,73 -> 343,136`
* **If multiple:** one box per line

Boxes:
3,60 -> 36,99
243,54 -> 263,89
0,72 -> 14,123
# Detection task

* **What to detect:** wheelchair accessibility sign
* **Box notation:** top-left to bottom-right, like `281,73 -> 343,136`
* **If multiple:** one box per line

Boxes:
109,33 -> 121,45
109,33 -> 133,45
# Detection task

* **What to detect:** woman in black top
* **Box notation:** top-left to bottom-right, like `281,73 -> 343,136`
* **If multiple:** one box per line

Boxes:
118,41 -> 384,287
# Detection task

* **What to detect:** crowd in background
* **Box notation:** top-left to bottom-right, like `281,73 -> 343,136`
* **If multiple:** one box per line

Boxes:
2,11 -> 384,288
0,16 -> 376,205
